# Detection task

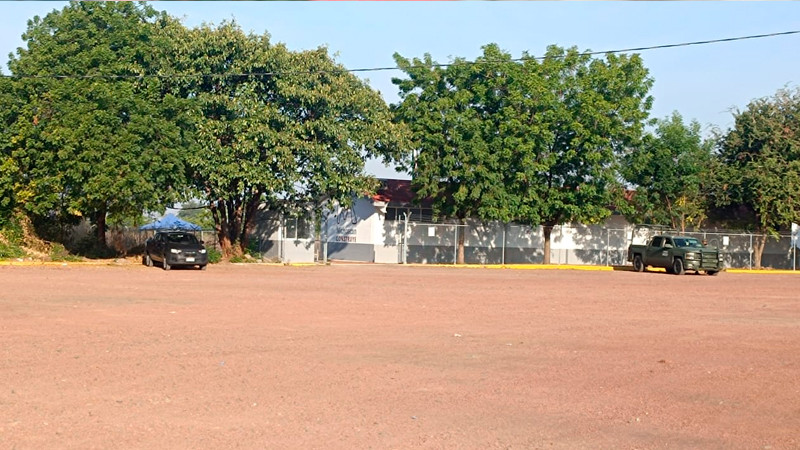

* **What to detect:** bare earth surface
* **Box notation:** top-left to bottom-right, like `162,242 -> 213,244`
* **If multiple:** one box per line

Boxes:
1,263 -> 798,449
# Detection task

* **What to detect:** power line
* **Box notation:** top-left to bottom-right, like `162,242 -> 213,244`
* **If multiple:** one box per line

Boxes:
355,30 -> 800,72
3,29 -> 799,80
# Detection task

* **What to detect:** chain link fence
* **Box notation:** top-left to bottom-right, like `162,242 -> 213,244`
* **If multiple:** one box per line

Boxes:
101,216 -> 799,270
396,220 -> 800,270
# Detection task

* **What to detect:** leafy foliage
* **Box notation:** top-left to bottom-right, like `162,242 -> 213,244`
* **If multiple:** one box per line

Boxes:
621,112 -> 714,231
0,77 -> 24,223
713,87 -> 800,267
0,217 -> 26,259
393,44 -> 653,263
6,2 -> 190,248
170,22 -> 407,256
205,246 -> 222,264
176,199 -> 214,230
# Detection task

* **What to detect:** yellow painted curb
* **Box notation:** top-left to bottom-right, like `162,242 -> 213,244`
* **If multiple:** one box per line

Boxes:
726,269 -> 799,274
402,264 -> 799,274
2,259 -> 797,273
0,260 -> 109,266
406,263 -> 616,271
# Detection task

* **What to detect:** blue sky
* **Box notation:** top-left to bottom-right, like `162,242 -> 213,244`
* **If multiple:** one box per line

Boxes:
2,1 -> 800,178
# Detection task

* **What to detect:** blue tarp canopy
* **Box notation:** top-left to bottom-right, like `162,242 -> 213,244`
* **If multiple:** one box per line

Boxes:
139,213 -> 201,231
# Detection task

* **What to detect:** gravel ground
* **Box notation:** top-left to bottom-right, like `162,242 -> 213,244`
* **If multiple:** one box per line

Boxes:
1,264 -> 798,449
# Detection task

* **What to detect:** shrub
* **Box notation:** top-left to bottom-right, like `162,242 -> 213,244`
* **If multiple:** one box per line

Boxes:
49,243 -> 82,262
206,247 -> 222,264
0,217 -> 26,259
0,239 -> 25,259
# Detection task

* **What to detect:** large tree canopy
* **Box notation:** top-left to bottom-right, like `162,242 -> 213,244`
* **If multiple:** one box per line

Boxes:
393,44 -> 653,263
391,45 -> 513,263
621,112 -> 714,231
6,2 -> 189,246
713,87 -> 800,268
0,77 -> 22,224
170,22 -> 407,256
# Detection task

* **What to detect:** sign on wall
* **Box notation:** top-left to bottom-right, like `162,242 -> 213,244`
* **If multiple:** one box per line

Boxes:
326,199 -> 374,244
334,207 -> 358,243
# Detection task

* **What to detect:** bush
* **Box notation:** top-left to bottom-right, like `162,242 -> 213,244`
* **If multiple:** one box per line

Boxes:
49,243 -> 82,262
0,239 -> 25,259
72,235 -> 117,259
229,254 -> 247,263
206,247 -> 222,264
247,240 -> 262,259
0,217 -> 26,259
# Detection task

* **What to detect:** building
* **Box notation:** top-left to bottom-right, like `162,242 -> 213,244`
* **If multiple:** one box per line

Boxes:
321,179 -> 632,265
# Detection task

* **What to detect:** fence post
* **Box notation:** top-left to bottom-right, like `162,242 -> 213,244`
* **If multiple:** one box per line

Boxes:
502,223 -> 506,266
279,219 -> 284,263
323,216 -> 328,265
606,228 -> 609,266
749,233 -> 753,270
402,212 -> 409,265
453,225 -> 458,265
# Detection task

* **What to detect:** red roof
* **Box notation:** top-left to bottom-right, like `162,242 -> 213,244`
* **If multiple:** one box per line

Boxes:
372,179 -> 635,208
371,179 -> 415,205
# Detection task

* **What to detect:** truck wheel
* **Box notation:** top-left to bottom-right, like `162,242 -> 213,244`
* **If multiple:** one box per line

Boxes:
633,255 -> 645,272
672,258 -> 685,275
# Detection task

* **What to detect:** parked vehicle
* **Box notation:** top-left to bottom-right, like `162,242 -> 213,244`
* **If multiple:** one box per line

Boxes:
144,231 -> 208,271
627,225 -> 724,275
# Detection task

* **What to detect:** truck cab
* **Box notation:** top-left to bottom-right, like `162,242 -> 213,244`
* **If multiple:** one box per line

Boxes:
627,226 -> 724,275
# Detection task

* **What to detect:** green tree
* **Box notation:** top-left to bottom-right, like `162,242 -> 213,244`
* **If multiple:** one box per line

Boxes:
393,44 -> 653,264
6,2 -> 189,248
621,112 -> 714,231
172,22 -> 407,257
392,45 -> 514,263
713,87 -> 800,268
176,199 -> 214,230
0,77 -> 22,225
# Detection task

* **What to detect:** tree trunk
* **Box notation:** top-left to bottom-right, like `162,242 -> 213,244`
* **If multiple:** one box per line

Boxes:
95,207 -> 107,249
212,200 -> 234,258
232,203 -> 243,249
753,232 -> 768,269
456,218 -> 465,264
239,196 -> 261,256
543,225 -> 553,264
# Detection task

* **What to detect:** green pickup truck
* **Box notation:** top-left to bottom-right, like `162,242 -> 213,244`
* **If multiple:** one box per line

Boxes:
627,227 -> 724,275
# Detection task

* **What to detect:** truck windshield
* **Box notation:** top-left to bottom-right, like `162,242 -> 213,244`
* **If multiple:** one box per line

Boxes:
673,238 -> 702,248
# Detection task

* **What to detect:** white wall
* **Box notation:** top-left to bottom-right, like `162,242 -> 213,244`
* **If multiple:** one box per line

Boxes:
324,198 -> 402,262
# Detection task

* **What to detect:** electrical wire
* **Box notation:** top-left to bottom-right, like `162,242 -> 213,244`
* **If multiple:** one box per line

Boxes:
2,29 -> 798,80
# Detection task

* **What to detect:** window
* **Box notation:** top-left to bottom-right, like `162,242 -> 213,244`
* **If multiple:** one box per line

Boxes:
285,215 -> 312,239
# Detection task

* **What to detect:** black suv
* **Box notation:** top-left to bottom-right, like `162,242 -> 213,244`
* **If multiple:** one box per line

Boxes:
144,231 -> 208,270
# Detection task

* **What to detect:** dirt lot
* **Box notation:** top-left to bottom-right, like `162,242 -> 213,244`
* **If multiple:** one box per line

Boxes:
1,263 -> 798,449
